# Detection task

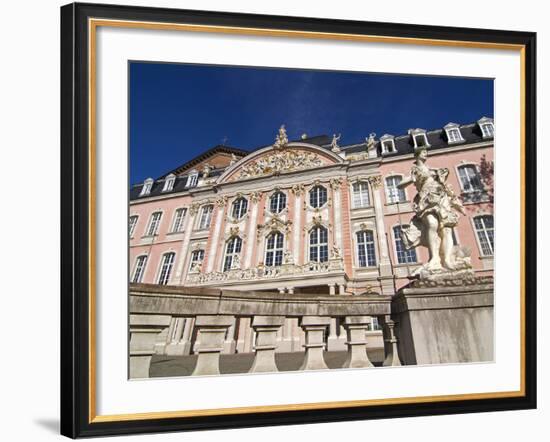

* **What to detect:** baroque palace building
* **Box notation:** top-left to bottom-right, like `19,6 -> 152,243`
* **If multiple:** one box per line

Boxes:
129,117 -> 494,355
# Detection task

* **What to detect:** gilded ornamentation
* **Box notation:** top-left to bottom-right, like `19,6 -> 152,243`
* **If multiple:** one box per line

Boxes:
229,226 -> 240,237
215,196 -> 227,207
189,202 -> 201,216
250,191 -> 262,203
238,150 -> 323,179
291,183 -> 305,195
368,175 -> 382,189
257,216 -> 292,237
273,124 -> 288,149
329,177 -> 343,190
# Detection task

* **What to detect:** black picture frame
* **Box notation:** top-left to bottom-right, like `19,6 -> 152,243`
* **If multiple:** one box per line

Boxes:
60,2 -> 537,438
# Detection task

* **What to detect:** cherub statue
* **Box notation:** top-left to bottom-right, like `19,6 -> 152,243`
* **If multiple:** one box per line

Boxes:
398,147 -> 471,276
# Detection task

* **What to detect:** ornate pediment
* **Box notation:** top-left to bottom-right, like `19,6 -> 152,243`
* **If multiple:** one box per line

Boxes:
238,149 -> 324,180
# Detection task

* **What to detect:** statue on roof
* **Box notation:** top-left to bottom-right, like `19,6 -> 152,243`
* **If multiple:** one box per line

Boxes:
330,133 -> 341,152
274,125 -> 288,149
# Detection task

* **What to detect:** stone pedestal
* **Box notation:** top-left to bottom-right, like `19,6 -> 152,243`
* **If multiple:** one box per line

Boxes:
249,316 -> 285,373
392,282 -> 494,365
342,316 -> 374,368
299,316 -> 330,370
191,315 -> 234,376
129,314 -> 171,379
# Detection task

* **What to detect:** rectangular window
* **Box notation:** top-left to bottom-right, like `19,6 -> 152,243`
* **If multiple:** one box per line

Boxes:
223,237 -> 242,271
458,165 -> 483,192
356,230 -> 376,267
198,205 -> 213,230
352,182 -> 370,208
385,176 -> 406,203
129,215 -> 138,237
132,255 -> 147,283
158,252 -> 176,285
447,128 -> 462,143
171,208 -> 186,233
481,123 -> 494,138
265,232 -> 284,267
474,215 -> 494,256
394,226 -> 417,264
186,174 -> 198,188
189,249 -> 205,271
146,212 -> 162,236
309,227 -> 329,263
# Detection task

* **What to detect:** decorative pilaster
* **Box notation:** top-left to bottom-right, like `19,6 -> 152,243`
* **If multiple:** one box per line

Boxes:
330,178 -> 344,256
174,207 -> 198,284
244,192 -> 261,268
369,175 -> 395,296
291,184 -> 304,265
205,197 -> 227,273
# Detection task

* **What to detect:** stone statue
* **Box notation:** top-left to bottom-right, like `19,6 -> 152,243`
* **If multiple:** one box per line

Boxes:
398,147 -> 472,278
230,153 -> 238,165
331,133 -> 341,152
274,125 -> 288,149
283,249 -> 294,265
366,132 -> 376,150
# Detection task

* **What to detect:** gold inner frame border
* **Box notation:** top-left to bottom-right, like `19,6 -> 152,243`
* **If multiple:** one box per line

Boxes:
87,17 -> 527,424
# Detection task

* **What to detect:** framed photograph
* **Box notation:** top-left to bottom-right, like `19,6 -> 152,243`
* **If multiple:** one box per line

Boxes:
60,2 -> 537,438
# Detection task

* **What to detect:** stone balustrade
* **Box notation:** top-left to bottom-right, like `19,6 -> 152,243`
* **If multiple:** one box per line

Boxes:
129,283 -> 400,378
186,258 -> 343,285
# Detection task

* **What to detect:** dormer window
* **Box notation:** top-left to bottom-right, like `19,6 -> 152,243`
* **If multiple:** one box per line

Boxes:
444,123 -> 464,144
478,117 -> 494,139
162,173 -> 176,192
186,171 -> 199,188
409,129 -> 430,149
380,134 -> 397,154
139,178 -> 154,196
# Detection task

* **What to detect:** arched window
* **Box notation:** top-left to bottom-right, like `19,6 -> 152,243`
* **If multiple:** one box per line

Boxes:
309,185 -> 327,208
132,255 -> 148,283
309,226 -> 329,262
140,178 -> 154,196
385,176 -> 406,204
269,191 -> 287,214
198,205 -> 213,230
356,230 -> 376,267
162,173 -> 176,192
458,165 -> 483,192
474,215 -> 494,256
393,225 -> 417,264
158,252 -> 175,285
232,197 -> 248,219
170,208 -> 186,233
352,182 -> 370,208
129,215 -> 139,237
223,237 -> 242,271
265,232 -> 284,267
146,211 -> 162,236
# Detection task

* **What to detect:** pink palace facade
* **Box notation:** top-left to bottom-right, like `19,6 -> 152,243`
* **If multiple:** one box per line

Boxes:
129,117 -> 494,355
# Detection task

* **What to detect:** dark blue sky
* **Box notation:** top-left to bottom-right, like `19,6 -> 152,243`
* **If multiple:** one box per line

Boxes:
130,62 -> 493,184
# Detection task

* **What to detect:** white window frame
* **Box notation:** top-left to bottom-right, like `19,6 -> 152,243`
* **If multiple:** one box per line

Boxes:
145,211 -> 162,236
139,178 -> 154,196
157,252 -> 176,285
309,226 -> 329,263
379,134 -> 396,154
265,231 -> 285,267
457,164 -> 484,193
222,236 -> 242,272
356,230 -> 377,267
352,181 -> 370,208
189,249 -> 205,271
131,255 -> 148,283
170,208 -> 186,233
232,197 -> 248,219
481,123 -> 494,138
393,225 -> 418,264
385,175 -> 407,204
162,173 -> 176,192
186,172 -> 199,188
309,185 -> 328,209
472,215 -> 494,256
269,191 -> 287,214
197,205 -> 213,230
129,215 -> 139,237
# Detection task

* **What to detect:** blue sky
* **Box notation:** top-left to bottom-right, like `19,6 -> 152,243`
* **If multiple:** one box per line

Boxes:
130,62 -> 493,184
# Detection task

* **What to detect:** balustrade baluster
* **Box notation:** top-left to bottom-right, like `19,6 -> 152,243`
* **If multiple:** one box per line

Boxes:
299,316 -> 330,370
249,316 -> 285,373
342,316 -> 374,368
191,315 -> 235,376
